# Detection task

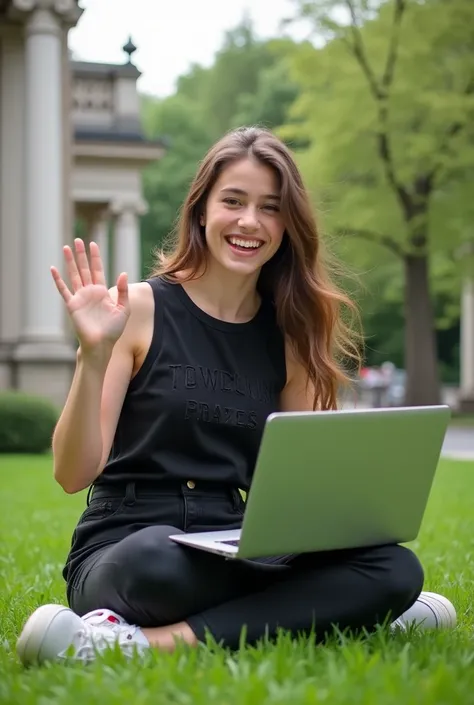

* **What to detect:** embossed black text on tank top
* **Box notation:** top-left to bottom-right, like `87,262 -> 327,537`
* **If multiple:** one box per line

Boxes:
169,364 -> 272,429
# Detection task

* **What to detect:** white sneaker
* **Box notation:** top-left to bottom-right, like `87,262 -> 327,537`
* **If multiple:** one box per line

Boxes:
82,607 -> 129,628
16,604 -> 149,666
392,591 -> 457,631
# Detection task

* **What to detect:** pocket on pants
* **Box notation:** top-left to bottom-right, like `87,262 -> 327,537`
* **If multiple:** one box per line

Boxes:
78,498 -> 126,524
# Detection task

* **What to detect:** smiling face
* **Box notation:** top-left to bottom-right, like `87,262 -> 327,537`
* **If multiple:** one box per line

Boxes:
201,157 -> 286,278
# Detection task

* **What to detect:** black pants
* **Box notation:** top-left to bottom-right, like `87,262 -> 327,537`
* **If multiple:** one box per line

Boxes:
65,481 -> 424,649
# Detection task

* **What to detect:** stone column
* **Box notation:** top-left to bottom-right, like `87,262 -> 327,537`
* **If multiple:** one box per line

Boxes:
12,0 -> 82,407
111,200 -> 147,284
90,210 -> 111,284
20,6 -> 65,341
459,275 -> 474,413
0,28 -> 25,390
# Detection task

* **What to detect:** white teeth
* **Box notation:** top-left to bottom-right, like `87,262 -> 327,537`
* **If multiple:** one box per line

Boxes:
228,237 -> 262,249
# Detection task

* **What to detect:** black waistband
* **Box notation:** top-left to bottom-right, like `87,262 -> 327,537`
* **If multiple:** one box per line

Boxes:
88,479 -> 243,504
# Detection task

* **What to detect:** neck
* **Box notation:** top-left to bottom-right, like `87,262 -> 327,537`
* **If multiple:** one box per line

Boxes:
180,261 -> 261,323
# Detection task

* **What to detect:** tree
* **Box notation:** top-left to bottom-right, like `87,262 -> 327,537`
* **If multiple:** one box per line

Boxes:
200,16 -> 276,138
283,0 -> 474,404
232,41 -> 301,130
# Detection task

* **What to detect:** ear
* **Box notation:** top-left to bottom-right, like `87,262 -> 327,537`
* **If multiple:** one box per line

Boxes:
199,214 -> 206,227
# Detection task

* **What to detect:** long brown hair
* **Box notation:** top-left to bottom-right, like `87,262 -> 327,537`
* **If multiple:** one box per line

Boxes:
151,126 -> 362,409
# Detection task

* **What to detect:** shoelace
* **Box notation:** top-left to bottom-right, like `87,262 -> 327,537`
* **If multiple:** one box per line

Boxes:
60,622 -> 140,662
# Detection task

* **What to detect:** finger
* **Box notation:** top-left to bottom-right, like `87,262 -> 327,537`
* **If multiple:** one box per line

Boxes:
64,245 -> 83,292
74,238 -> 92,286
115,272 -> 129,310
51,266 -> 73,304
89,241 -> 107,287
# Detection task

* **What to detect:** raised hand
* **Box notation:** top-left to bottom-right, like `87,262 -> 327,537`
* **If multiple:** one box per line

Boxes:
51,239 -> 130,354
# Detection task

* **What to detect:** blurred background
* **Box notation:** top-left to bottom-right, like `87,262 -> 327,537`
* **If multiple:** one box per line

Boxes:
0,0 -> 473,420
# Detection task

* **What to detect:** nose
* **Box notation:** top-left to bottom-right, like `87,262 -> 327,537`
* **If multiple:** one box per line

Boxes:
238,206 -> 260,232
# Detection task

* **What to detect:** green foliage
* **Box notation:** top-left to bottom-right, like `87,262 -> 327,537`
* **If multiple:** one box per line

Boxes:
284,0 -> 474,253
232,41 -> 301,130
202,17 -> 276,136
0,392 -> 59,454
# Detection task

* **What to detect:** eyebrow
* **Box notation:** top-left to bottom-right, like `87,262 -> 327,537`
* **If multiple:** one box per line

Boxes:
220,187 -> 280,201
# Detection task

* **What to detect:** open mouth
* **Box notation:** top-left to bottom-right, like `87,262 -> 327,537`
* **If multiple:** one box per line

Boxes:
224,236 -> 264,254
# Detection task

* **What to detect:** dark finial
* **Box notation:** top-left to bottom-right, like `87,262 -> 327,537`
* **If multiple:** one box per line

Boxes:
123,36 -> 137,64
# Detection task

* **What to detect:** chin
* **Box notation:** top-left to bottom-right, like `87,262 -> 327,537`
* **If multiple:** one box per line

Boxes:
220,257 -> 264,277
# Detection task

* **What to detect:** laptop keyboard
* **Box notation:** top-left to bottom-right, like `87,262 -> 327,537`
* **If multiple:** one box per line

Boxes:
219,539 -> 240,546
217,542 -> 296,565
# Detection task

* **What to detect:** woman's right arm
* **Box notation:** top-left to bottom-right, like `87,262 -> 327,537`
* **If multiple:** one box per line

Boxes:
52,322 -> 134,494
49,238 -> 138,494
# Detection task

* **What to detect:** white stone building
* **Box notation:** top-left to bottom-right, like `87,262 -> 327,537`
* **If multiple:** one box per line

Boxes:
0,0 -> 164,406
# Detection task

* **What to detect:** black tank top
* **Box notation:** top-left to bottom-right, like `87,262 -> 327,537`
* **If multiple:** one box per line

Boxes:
94,276 -> 287,491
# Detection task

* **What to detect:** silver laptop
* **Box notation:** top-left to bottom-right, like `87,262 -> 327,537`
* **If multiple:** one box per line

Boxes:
170,405 -> 451,559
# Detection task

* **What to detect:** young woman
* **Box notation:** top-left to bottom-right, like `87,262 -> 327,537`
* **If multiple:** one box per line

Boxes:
17,127 -> 455,666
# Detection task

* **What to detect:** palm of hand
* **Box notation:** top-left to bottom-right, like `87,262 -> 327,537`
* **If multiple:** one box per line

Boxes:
51,239 -> 130,351
67,285 -> 129,347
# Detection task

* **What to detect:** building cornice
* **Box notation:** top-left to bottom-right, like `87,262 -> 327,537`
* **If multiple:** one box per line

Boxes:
6,0 -> 83,26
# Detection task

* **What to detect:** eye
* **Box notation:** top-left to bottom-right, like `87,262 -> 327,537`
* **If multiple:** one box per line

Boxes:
223,197 -> 241,207
262,204 -> 280,213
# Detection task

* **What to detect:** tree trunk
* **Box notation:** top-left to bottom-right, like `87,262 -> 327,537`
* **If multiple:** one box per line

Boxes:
404,254 -> 440,405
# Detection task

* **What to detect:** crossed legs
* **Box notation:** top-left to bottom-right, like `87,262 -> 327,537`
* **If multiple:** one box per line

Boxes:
68,525 -> 424,650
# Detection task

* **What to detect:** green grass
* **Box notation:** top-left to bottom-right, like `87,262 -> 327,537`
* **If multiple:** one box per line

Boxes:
451,413 -> 474,428
1,455 -> 473,704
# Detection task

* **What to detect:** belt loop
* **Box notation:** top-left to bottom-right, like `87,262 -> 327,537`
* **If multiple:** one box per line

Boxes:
124,481 -> 136,506
86,484 -> 94,507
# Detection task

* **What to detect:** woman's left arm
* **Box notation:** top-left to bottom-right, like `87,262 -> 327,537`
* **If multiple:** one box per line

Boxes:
280,339 -> 317,412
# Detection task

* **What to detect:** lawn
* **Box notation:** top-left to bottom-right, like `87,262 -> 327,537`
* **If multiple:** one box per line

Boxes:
1,455 -> 473,705
451,413 -> 474,428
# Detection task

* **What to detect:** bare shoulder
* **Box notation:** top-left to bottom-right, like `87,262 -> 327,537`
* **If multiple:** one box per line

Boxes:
109,281 -> 155,373
108,281 -> 154,322
128,281 -> 155,319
